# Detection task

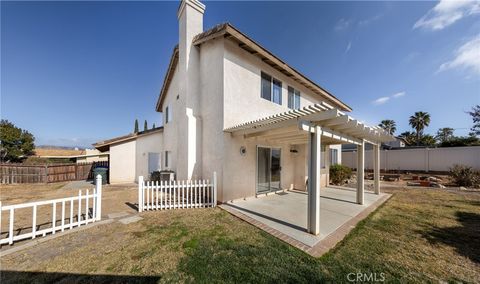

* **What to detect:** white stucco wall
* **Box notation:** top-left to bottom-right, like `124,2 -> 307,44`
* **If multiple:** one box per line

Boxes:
135,132 -> 164,181
109,140 -> 136,184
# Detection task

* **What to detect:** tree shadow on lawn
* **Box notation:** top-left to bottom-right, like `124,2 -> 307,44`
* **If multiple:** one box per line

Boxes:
0,270 -> 161,284
422,211 -> 480,264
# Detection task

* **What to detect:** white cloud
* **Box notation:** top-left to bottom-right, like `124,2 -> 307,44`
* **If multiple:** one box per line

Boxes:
438,35 -> 480,75
392,91 -> 406,98
359,14 -> 382,26
345,41 -> 352,53
372,97 -> 390,105
414,0 -> 480,31
335,18 -> 352,31
372,91 -> 406,106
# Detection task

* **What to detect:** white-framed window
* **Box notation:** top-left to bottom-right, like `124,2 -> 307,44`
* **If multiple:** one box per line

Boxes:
164,151 -> 171,168
330,149 -> 338,165
261,72 -> 282,105
288,86 -> 301,109
165,105 -> 172,124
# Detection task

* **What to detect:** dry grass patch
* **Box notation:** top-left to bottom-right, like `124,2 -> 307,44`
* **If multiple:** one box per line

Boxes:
0,187 -> 479,283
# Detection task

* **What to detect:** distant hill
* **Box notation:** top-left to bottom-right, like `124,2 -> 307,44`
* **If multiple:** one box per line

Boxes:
34,146 -> 85,157
36,145 -> 87,150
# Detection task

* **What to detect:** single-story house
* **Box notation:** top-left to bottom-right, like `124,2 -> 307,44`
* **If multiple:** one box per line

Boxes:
94,128 -> 163,184
95,0 -> 393,235
35,148 -> 109,164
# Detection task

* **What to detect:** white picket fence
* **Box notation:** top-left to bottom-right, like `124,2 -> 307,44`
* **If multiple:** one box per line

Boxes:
138,172 -> 217,212
0,175 -> 103,246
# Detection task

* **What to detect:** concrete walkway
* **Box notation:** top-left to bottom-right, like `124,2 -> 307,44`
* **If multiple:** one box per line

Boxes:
61,180 -> 95,190
221,187 -> 390,256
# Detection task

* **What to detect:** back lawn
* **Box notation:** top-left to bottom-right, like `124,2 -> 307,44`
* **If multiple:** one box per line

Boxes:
1,187 -> 479,283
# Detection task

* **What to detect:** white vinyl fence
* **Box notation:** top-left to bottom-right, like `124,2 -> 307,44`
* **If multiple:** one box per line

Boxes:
342,146 -> 480,172
138,172 -> 217,212
0,175 -> 103,246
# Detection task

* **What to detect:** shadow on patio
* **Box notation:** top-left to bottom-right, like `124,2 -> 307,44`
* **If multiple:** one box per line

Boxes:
221,187 -> 389,248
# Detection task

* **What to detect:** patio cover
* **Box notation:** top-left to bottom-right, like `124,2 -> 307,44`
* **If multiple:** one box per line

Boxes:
224,102 -> 394,235
224,102 -> 393,145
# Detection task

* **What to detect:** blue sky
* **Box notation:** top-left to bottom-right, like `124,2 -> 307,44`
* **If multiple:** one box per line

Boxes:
2,1 -> 479,148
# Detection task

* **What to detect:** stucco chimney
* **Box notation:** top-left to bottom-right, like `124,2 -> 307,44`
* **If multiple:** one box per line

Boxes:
176,0 -> 205,180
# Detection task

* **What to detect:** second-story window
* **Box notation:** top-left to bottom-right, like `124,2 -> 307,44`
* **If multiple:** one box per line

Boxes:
272,79 -> 282,105
261,72 -> 282,105
288,86 -> 301,110
165,105 -> 172,124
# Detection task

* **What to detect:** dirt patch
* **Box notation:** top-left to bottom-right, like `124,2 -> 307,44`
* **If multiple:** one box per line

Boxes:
0,182 -> 138,249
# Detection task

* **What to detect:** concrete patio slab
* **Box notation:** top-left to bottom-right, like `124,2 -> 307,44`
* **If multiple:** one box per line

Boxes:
220,187 -> 391,256
107,212 -> 131,219
119,216 -> 143,225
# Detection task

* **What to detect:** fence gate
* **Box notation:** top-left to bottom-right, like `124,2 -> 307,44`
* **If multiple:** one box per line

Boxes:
138,172 -> 217,212
0,175 -> 103,246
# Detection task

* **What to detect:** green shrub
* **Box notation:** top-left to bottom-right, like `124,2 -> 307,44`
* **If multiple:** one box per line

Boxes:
449,164 -> 480,187
329,164 -> 352,185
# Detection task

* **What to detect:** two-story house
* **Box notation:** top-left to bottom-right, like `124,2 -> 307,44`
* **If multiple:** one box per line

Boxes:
95,0 -> 392,235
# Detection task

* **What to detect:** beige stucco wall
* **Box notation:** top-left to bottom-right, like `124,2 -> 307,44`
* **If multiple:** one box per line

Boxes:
162,68 -> 179,174
109,132 -> 163,184
109,140 -> 136,184
218,41 -> 344,201
222,39 -> 340,129
156,12 -> 348,201
199,37 -> 225,185
221,135 -> 298,202
135,132 -> 164,182
342,146 -> 480,172
76,149 -> 109,164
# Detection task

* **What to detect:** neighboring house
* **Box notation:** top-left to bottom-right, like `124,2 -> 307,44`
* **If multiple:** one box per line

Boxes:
75,149 -> 110,163
94,128 -> 163,184
35,148 -> 109,164
383,137 -> 406,149
342,136 -> 406,152
96,0 -> 392,234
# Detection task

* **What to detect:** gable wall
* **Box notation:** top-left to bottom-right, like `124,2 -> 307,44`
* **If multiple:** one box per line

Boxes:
161,67 -> 179,173
223,39 -> 337,129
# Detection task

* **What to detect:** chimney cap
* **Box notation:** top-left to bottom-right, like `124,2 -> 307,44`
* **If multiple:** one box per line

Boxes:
177,0 -> 205,18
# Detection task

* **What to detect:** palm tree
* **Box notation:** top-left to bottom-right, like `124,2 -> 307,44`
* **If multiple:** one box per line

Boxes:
378,119 -> 397,135
409,111 -> 431,145
435,127 -> 454,143
399,131 -> 416,146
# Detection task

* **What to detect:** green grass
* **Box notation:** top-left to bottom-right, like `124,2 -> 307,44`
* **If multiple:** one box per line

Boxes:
1,188 -> 479,283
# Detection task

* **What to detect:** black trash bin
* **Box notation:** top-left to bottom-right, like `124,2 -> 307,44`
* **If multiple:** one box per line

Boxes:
93,167 -> 108,185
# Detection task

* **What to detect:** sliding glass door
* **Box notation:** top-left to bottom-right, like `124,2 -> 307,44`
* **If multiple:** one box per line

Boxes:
256,146 -> 282,194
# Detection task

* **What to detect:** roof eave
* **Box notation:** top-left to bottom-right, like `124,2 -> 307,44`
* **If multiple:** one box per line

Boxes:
156,46 -> 179,112
193,23 -> 353,112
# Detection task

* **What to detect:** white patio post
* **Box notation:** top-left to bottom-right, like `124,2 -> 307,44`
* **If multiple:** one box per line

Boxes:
373,143 -> 380,195
138,176 -> 144,212
307,125 -> 321,235
356,139 -> 365,205
95,175 -> 102,221
325,145 -> 330,185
